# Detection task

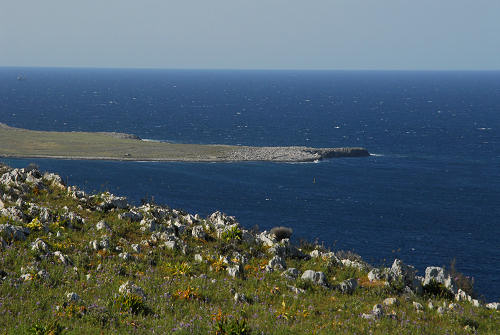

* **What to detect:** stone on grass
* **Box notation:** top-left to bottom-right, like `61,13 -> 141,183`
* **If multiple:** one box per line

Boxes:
423,266 -> 458,294
31,238 -> 50,254
0,223 -> 30,241
383,297 -> 399,306
194,254 -> 203,262
191,225 -> 206,239
131,244 -> 141,253
282,268 -> 299,280
301,270 -> 328,286
265,255 -> 286,272
372,304 -> 384,318
227,264 -> 242,278
119,281 -> 146,300
338,278 -> 358,294
413,301 -> 424,311
96,220 -> 111,231
486,302 -> 500,310
437,306 -> 445,315
67,292 -> 81,303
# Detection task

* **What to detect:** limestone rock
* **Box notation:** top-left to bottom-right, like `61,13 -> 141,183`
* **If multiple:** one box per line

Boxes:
31,238 -> 51,254
118,210 -> 143,222
301,270 -> 328,286
119,281 -> 146,300
372,304 -> 384,318
383,297 -> 399,306
423,266 -> 458,295
191,225 -> 207,239
96,220 -> 111,231
265,255 -> 286,272
486,302 -> 500,310
0,223 -> 30,241
282,268 -> 299,280
338,278 -> 358,294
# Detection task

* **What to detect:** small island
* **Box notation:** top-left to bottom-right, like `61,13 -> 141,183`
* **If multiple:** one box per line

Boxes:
0,123 -> 369,162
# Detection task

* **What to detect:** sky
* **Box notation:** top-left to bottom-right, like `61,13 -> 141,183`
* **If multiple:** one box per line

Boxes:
1,0 -> 500,70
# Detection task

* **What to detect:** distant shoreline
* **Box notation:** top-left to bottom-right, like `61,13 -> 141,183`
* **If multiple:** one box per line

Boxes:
0,122 -> 369,162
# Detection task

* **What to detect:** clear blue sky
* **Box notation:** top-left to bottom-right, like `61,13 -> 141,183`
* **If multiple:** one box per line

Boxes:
1,0 -> 499,70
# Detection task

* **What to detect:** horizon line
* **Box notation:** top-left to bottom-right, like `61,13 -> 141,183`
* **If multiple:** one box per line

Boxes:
1,65 -> 500,72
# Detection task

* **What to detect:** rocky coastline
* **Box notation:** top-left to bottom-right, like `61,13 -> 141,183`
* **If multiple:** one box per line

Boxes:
0,163 -> 498,333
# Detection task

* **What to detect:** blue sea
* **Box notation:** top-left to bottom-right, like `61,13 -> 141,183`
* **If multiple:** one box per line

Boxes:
1,67 -> 499,301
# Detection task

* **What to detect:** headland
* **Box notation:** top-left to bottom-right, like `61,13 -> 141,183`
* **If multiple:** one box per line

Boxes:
0,122 -> 369,162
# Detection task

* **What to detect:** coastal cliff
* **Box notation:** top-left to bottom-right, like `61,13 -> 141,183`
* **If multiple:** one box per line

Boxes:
0,163 -> 498,334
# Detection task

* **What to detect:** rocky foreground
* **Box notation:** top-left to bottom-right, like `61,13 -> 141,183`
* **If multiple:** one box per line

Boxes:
0,163 -> 498,334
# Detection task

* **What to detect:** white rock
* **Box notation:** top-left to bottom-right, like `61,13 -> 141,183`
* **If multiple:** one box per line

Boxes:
383,297 -> 399,306
341,259 -> 366,271
423,266 -> 457,294
118,252 -> 131,260
310,250 -> 321,258
191,225 -> 207,239
131,244 -> 141,253
265,255 -> 286,272
31,238 -> 50,254
282,268 -> 299,279
486,302 -> 500,310
301,270 -> 328,286
53,251 -> 71,265
96,220 -> 111,231
194,254 -> 203,262
372,304 -> 384,318
119,281 -> 146,300
413,301 -> 424,311
227,264 -> 242,278
437,306 -> 445,315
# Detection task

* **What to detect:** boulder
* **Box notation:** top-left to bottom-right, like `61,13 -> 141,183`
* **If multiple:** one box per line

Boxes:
96,220 -> 111,231
282,268 -> 299,280
383,297 -> 400,306
486,302 -> 500,311
99,193 -> 128,210
265,256 -> 286,272
119,281 -> 146,300
118,210 -> 143,222
31,238 -> 51,254
191,225 -> 207,239
372,304 -> 384,318
0,223 -> 30,241
301,270 -> 328,286
338,278 -> 358,294
423,266 -> 458,294
53,251 -> 71,265
227,264 -> 243,278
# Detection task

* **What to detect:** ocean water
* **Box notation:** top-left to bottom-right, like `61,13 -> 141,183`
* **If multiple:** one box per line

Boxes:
1,68 -> 499,300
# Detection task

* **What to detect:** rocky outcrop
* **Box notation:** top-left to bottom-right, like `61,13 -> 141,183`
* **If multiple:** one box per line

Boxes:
224,146 -> 369,162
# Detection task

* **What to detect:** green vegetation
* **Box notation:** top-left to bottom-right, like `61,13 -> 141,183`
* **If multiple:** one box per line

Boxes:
0,164 -> 498,334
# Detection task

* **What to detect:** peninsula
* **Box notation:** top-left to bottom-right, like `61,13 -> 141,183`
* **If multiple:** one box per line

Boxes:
0,123 -> 369,162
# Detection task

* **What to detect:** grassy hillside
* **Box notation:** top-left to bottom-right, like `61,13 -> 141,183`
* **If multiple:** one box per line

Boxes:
0,163 -> 498,334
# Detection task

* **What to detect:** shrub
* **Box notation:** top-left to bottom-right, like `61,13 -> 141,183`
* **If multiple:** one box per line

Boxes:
28,320 -> 64,335
423,280 -> 454,300
450,259 -> 475,297
221,226 -> 242,242
212,310 -> 251,335
117,294 -> 150,315
270,226 -> 293,241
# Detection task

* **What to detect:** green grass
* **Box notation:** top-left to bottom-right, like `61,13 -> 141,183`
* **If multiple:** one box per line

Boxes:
0,177 -> 499,334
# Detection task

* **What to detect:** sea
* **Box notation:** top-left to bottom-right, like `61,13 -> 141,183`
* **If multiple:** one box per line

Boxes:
0,67 -> 499,301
